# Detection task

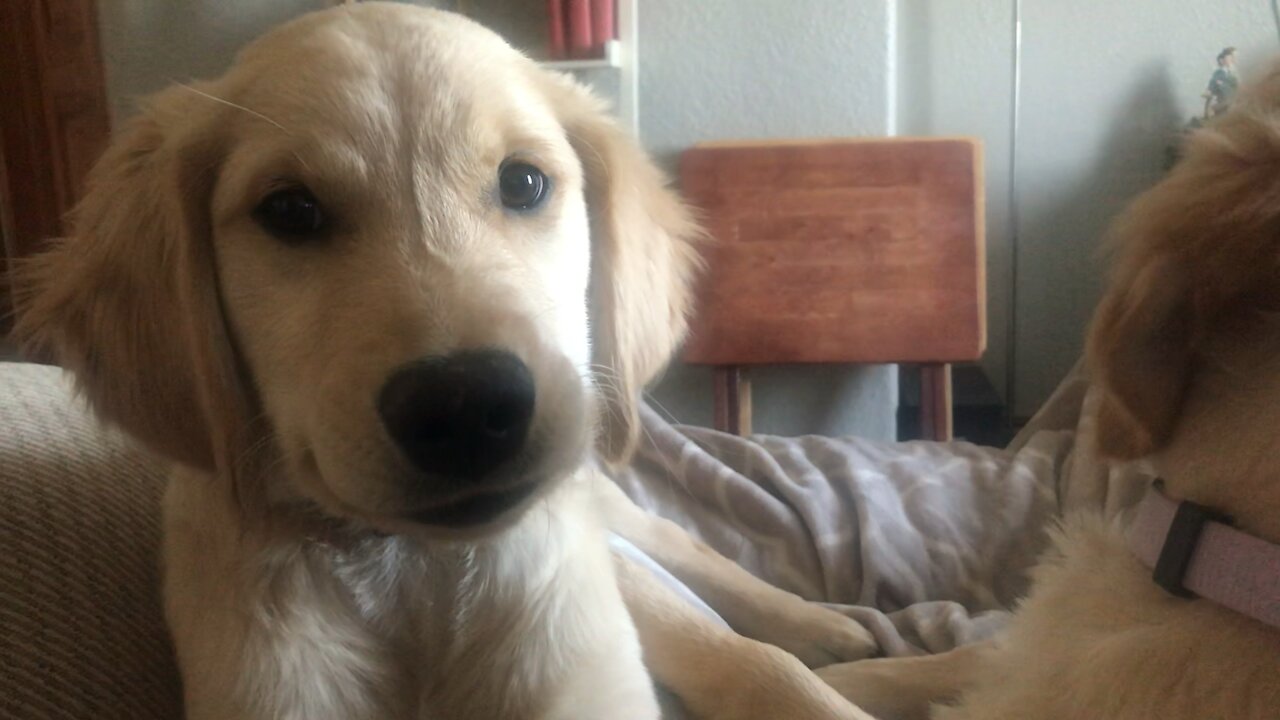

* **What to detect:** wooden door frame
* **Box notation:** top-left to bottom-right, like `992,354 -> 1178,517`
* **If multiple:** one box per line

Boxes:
0,0 -> 112,333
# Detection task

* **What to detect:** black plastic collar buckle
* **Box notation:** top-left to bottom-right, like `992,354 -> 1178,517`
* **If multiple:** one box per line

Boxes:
1152,483 -> 1230,599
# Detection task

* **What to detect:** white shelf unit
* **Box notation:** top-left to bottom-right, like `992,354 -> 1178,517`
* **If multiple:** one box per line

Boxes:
538,0 -> 637,134
541,39 -> 622,71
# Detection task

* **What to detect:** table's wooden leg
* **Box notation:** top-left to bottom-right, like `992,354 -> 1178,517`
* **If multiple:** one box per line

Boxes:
713,366 -> 752,436
919,363 -> 953,441
712,366 -> 732,433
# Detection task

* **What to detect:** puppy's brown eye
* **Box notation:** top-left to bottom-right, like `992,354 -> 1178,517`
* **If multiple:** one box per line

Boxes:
254,187 -> 324,239
499,161 -> 549,210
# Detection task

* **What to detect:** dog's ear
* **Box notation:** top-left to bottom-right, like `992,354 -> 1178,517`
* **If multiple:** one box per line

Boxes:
546,76 -> 703,465
1086,241 -> 1193,460
12,85 -> 256,476
1087,80 -> 1280,459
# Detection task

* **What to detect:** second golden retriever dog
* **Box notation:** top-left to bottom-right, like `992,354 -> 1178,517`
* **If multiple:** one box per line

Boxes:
819,63 -> 1280,719
15,4 -> 878,719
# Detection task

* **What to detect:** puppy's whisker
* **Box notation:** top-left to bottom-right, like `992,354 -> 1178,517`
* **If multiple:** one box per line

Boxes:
173,82 -> 289,133
574,135 -> 613,186
637,392 -> 692,489
228,413 -> 283,482
641,392 -> 682,426
541,494 -> 554,547
579,363 -> 691,501
636,405 -> 693,502
586,368 -> 627,429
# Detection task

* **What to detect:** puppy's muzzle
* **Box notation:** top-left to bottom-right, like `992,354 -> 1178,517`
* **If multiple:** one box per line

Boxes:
378,349 -> 535,485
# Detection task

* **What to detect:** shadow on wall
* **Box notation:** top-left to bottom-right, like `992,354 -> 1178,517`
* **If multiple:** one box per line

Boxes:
1014,61 -> 1183,418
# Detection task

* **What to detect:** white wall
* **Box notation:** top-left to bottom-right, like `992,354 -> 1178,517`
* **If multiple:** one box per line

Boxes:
896,0 -> 1014,409
1012,1 -> 1276,417
639,0 -> 901,439
902,0 -> 1279,418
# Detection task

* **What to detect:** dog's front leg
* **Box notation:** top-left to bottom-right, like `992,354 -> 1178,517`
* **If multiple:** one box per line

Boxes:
613,554 -> 877,720
595,476 -> 877,667
814,642 -> 996,720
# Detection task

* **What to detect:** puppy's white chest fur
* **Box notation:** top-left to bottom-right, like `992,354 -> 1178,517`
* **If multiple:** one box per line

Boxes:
162,470 -> 658,720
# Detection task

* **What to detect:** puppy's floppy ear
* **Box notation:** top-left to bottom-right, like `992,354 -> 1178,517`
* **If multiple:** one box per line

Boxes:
1087,76 -> 1280,459
13,85 -> 256,477
546,76 -> 703,465
1086,242 -> 1192,460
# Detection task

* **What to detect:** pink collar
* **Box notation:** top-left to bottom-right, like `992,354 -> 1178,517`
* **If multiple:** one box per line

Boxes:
1127,482 -> 1280,630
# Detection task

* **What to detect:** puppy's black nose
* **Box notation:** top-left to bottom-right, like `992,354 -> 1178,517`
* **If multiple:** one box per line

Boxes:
377,350 -> 535,481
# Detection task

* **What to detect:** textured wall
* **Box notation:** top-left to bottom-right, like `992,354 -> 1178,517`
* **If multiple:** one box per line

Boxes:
639,0 -> 900,440
638,1 -> 894,166
896,0 -> 1014,408
1011,1 -> 1276,417
903,0 -> 1279,418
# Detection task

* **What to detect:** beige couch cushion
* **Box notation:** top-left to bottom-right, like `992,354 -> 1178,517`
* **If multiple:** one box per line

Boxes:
0,362 -> 182,719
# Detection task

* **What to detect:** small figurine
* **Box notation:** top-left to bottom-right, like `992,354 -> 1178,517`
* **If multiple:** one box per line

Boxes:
1203,46 -> 1239,119
1168,47 -> 1241,170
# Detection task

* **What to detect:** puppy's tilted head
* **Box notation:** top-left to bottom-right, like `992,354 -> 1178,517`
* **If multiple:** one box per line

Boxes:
13,3 -> 701,537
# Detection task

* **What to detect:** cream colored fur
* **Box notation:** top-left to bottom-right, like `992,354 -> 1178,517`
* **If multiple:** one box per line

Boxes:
817,62 -> 1280,720
13,4 -> 877,718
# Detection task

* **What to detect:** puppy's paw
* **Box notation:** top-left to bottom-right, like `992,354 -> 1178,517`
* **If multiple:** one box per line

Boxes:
753,603 -> 878,668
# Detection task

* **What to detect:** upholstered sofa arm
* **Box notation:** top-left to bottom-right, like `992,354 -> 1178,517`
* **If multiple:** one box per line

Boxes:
0,362 -> 182,719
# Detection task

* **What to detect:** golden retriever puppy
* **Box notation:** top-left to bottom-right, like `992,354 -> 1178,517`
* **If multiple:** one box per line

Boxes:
14,4 -> 876,719
817,62 -> 1280,720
